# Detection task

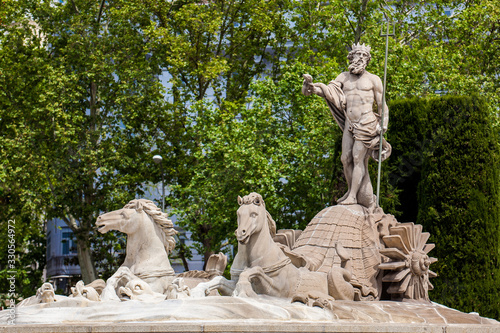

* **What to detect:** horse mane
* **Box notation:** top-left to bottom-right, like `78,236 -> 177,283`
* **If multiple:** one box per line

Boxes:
124,199 -> 177,253
238,192 -> 276,237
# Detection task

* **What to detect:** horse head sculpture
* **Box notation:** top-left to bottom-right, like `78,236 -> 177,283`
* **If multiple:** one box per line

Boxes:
236,192 -> 276,245
96,199 -> 177,254
96,199 -> 177,299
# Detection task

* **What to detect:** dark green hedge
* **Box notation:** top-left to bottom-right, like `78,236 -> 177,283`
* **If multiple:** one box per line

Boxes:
387,95 -> 500,319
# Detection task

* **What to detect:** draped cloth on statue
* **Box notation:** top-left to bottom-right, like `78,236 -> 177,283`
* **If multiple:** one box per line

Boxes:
349,112 -> 392,162
302,79 -> 347,130
302,79 -> 391,162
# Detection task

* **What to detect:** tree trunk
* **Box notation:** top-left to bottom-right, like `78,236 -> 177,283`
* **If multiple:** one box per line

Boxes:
76,235 -> 97,283
354,0 -> 369,43
199,222 -> 214,271
180,249 -> 190,272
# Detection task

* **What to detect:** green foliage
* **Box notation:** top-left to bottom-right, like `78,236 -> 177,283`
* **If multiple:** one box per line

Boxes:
1,0 -> 499,310
419,96 -> 500,319
0,205 -> 46,306
388,95 -> 500,319
168,61 -> 345,262
385,98 -> 429,221
144,0 -> 290,103
0,0 -> 168,284
145,0 -> 305,262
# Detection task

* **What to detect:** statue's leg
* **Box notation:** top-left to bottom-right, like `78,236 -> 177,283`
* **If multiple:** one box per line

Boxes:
357,155 -> 375,208
190,276 -> 236,297
338,125 -> 355,203
327,267 -> 355,300
341,140 -> 368,205
101,267 -> 135,301
233,266 -> 277,297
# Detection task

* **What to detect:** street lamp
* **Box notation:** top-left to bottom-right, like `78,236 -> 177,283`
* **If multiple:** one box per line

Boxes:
153,155 -> 164,212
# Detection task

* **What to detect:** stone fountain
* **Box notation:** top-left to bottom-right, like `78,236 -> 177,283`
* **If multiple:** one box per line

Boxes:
1,44 -> 499,333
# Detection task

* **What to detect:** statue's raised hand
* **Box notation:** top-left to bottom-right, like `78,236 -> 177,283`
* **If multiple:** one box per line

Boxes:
302,74 -> 314,96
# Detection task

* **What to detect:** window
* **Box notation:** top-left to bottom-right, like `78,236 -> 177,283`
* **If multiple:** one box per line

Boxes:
62,231 -> 77,255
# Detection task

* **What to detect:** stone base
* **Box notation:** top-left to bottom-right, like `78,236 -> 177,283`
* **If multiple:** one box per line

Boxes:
0,297 -> 498,332
2,321 -> 500,333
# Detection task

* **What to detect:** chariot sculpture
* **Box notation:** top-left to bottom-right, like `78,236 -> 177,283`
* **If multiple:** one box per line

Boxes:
18,193 -> 436,307
16,43 -> 437,308
10,43 -> 498,331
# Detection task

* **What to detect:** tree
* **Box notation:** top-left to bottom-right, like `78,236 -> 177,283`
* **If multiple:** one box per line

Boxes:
138,0 -> 294,264
0,0 -> 49,302
2,0 -> 498,294
164,61 -> 344,262
136,0 -> 499,265
0,0 -> 167,283
386,95 -> 500,319
418,96 -> 500,318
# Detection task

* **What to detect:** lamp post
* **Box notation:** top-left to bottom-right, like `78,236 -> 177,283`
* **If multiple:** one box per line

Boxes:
153,155 -> 164,212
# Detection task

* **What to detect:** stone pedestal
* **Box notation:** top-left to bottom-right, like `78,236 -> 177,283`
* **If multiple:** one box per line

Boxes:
3,321 -> 500,333
1,297 -> 498,332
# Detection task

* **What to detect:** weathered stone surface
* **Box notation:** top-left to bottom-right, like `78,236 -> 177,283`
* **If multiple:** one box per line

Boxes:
293,204 -> 380,299
3,322 -> 500,333
302,43 -> 391,210
1,296 -> 498,327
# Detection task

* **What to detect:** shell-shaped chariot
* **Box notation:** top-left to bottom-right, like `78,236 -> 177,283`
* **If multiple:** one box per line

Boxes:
274,204 -> 437,301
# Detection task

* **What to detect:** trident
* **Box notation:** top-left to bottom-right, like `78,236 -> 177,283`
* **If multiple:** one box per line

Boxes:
376,16 -> 395,207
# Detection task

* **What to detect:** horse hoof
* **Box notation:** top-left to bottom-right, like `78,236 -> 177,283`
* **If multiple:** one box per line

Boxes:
312,298 -> 333,310
291,294 -> 309,305
233,282 -> 257,298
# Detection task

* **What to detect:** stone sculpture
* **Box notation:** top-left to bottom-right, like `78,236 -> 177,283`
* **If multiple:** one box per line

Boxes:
2,189 -> 482,329
302,43 -> 391,210
22,177 -> 433,308
95,198 -> 226,301
70,280 -> 102,301
379,222 -> 437,301
96,199 -> 178,300
16,283 -> 60,307
297,43 -> 436,302
192,192 -> 436,304
3,44 -> 498,332
17,199 -> 226,308
17,280 -> 103,307
118,277 -> 169,302
191,192 -> 355,306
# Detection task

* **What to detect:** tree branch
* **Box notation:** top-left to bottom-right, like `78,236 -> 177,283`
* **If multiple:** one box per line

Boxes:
400,11 -> 461,46
69,0 -> 80,14
97,0 -> 106,26
354,0 -> 369,43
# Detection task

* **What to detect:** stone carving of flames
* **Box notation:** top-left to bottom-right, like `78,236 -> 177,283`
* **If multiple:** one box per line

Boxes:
379,222 -> 437,301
